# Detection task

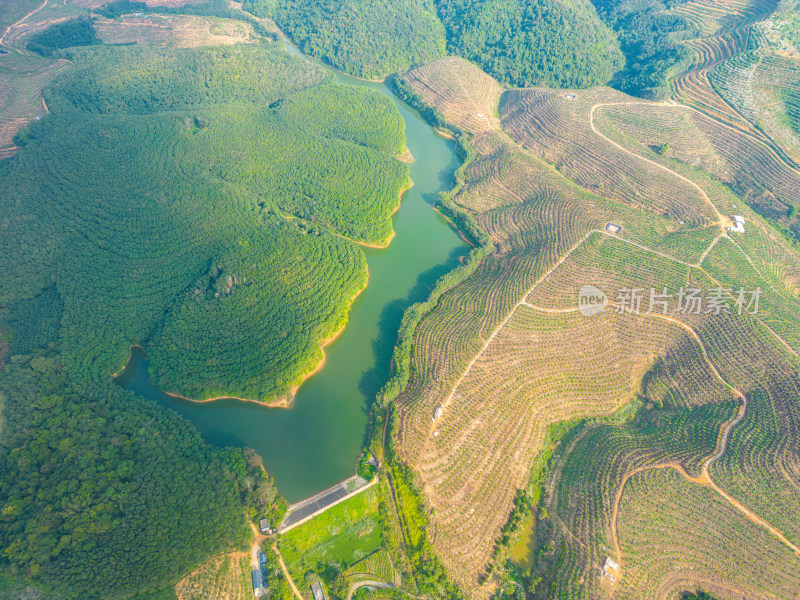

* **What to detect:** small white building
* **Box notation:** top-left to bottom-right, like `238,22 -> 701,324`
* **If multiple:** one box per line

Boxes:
434,406 -> 444,420
728,215 -> 745,233
604,557 -> 620,572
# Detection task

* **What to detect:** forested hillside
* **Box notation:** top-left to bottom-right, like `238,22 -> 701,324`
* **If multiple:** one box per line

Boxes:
0,38 -> 408,598
589,0 -> 698,98
2,43 -> 408,403
243,0 -> 447,80
0,354 -> 262,599
436,0 -> 624,88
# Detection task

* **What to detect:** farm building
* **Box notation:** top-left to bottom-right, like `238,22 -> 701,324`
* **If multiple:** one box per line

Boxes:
605,223 -> 622,234
727,215 -> 745,233
564,93 -> 577,100
604,556 -> 620,572
259,518 -> 271,533
311,581 -> 326,600
252,568 -> 266,597
434,405 -> 444,420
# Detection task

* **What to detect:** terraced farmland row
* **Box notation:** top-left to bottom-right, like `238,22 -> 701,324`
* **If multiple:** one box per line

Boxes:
500,88 -> 719,231
390,56 -> 780,598
710,25 -> 800,161
615,469 -> 800,599
670,0 -> 778,136
665,0 -> 800,174
0,52 -> 69,151
418,304 -> 736,588
392,48 -> 800,598
594,99 -> 800,251
536,267 -> 800,597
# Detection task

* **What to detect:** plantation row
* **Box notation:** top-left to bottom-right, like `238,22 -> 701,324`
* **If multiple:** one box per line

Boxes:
0,36 -> 409,599
709,25 -> 800,163
93,13 -> 260,48
418,303 -> 730,585
389,57 -> 761,594
392,57 -> 503,137
0,52 -> 69,148
535,269 -> 800,597
615,469 -> 800,599
669,0 -> 795,167
526,233 -> 692,313
500,87 -> 718,229
391,52 -> 800,599
596,101 -> 800,242
680,306 -> 800,544
174,552 -> 253,600
540,401 -> 737,598
702,236 -> 800,352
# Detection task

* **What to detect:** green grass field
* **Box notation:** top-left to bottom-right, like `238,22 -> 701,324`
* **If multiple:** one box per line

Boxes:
280,486 -> 383,576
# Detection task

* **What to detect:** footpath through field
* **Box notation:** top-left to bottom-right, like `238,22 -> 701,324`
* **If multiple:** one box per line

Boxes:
278,475 -> 373,533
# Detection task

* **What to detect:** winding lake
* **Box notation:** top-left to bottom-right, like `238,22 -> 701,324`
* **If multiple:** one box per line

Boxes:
122,47 -> 468,502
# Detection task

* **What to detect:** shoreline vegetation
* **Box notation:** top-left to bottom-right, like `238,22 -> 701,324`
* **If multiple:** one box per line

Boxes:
133,169 -> 414,406
327,177 -> 413,249
0,38 -> 409,598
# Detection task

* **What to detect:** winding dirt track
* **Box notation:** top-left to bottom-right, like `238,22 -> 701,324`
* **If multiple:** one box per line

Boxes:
0,0 -> 48,51
274,542 -> 305,600
602,310 -> 800,586
522,299 -> 800,584
589,101 -> 726,228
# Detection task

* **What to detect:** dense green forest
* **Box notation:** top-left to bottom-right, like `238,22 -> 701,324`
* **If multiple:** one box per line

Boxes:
589,0 -> 697,98
26,17 -> 101,56
436,0 -> 624,88
2,43 -> 408,402
0,38 -> 408,598
242,0 -> 447,80
232,0 -> 698,93
0,351 -> 282,598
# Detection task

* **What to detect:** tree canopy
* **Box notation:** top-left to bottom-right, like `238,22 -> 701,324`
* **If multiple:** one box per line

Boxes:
437,0 -> 624,89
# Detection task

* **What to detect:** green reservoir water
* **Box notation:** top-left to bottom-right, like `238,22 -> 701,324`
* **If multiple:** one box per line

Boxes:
123,49 -> 468,503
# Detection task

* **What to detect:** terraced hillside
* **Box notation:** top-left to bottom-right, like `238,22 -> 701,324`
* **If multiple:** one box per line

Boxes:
669,0 -> 798,164
0,51 -> 68,156
390,56 -> 800,598
0,4 -> 415,596
708,8 -> 800,164
1,43 -> 410,404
